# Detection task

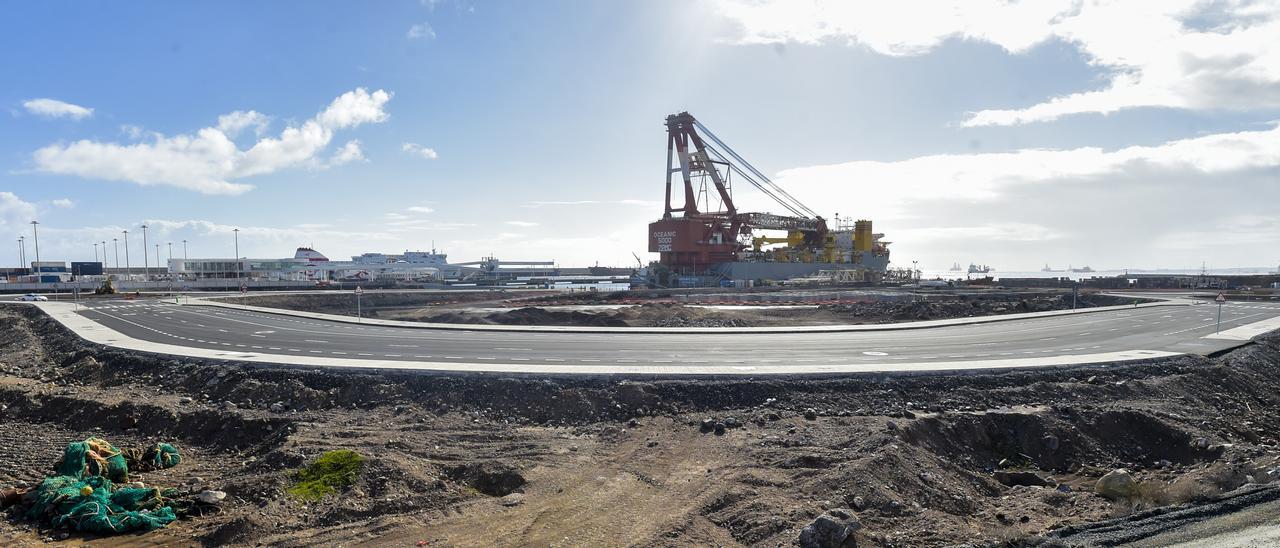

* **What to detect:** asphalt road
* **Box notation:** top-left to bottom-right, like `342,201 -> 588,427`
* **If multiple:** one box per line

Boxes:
63,298 -> 1280,370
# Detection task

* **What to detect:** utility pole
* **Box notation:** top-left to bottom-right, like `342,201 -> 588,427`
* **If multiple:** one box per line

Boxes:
30,220 -> 40,265
141,224 -> 149,281
122,230 -> 130,278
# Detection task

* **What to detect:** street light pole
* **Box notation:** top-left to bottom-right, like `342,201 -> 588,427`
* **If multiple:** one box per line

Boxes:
112,238 -> 119,270
122,230 -> 130,278
30,220 -> 40,265
182,239 -> 187,260
17,236 -> 25,269
93,243 -> 99,263
155,244 -> 161,280
233,228 -> 240,282
141,224 -> 149,281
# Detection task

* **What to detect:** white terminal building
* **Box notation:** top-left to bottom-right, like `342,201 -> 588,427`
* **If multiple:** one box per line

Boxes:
167,247 -> 562,282
168,247 -> 447,282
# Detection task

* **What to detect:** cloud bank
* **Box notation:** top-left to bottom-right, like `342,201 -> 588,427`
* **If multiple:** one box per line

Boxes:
31,88 -> 392,195
711,0 -> 1280,125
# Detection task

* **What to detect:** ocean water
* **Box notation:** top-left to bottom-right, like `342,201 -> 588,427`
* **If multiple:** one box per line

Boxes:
918,267 -> 1278,282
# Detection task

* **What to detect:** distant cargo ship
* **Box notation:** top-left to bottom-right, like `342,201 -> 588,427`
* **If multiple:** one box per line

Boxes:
968,263 -> 993,274
1070,265 -> 1094,273
1041,263 -> 1059,272
949,262 -> 962,272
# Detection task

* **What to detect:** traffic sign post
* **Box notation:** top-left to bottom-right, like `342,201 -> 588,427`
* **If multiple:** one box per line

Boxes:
1215,292 -> 1226,333
355,286 -> 363,323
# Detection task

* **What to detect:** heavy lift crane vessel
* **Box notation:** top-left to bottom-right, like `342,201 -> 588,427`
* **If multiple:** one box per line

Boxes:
647,112 -> 882,275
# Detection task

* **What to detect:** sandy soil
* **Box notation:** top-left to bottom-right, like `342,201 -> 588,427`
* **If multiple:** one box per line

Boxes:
3,305 -> 1280,547
227,289 -> 1145,328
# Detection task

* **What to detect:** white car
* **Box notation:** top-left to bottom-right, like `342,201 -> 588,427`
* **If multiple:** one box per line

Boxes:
18,293 -> 48,301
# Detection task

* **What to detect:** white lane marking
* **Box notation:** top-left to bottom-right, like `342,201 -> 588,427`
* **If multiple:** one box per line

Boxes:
304,339 -> 328,344
495,347 -> 533,351
1039,337 -> 1056,341
388,344 -> 419,348
862,351 -> 889,356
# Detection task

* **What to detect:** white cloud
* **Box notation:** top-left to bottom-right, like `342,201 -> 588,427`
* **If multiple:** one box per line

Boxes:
51,198 -> 74,209
31,88 -> 392,195
326,140 -> 365,167
23,98 -> 93,120
710,0 -> 1280,125
0,192 -> 38,236
401,142 -> 439,159
505,220 -> 539,227
407,206 -> 435,213
764,123 -> 1280,220
216,110 -> 270,137
407,22 -> 436,40
317,88 -> 392,129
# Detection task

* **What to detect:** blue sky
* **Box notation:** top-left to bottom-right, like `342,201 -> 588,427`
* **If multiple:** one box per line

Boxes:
3,0 -> 1279,271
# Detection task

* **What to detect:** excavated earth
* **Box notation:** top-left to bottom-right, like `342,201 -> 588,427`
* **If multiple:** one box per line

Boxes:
2,304 -> 1280,546
227,290 -> 1145,328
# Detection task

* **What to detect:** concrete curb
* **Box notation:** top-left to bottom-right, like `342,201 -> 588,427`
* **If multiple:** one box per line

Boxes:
183,295 -> 1188,334
18,301 -> 1185,376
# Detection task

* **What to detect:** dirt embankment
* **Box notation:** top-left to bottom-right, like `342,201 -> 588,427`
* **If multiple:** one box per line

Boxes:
218,289 -> 1146,328
3,304 -> 1279,546
220,290 -> 547,317
418,293 -> 1144,328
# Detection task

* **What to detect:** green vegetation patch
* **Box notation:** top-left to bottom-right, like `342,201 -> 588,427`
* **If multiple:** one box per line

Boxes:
287,450 -> 366,501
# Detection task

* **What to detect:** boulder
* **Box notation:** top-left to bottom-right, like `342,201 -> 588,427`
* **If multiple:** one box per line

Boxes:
799,509 -> 860,548
197,490 -> 227,505
1095,469 -> 1138,499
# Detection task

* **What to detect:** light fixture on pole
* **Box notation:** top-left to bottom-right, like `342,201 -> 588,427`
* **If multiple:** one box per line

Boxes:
122,230 -> 130,277
30,220 -> 40,265
140,224 -> 149,281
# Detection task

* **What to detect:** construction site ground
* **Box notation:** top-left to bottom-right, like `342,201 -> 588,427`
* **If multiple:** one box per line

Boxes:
223,288 -> 1146,328
4,304 -> 1280,546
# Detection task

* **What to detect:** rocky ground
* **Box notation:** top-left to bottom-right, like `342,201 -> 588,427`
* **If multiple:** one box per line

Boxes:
229,289 -> 1145,328
2,304 -> 1280,546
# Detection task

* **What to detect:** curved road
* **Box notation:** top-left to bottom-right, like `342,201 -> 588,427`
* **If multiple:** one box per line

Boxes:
30,296 -> 1280,375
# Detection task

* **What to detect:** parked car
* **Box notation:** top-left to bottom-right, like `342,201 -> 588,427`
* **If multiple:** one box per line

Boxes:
17,293 -> 48,301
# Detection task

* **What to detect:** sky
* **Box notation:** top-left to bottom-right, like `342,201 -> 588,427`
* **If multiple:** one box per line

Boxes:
2,0 -> 1279,271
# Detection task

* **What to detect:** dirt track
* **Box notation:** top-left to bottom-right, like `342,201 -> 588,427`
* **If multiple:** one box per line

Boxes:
3,304 -> 1280,546
227,289 -> 1144,328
